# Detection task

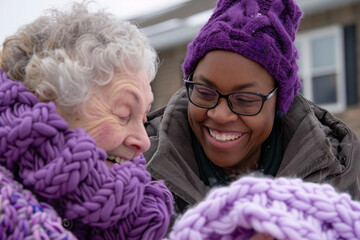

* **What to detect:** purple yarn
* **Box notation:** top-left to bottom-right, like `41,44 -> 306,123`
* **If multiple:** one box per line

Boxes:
168,176 -> 360,240
0,165 -> 76,239
182,0 -> 303,113
0,70 -> 174,239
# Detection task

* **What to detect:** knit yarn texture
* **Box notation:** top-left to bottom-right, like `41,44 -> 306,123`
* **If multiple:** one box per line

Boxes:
0,70 -> 174,240
168,176 -> 360,240
182,0 -> 303,113
0,165 -> 76,239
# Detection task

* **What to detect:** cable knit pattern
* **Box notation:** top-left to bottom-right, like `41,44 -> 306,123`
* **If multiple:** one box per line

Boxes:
182,0 -> 303,113
168,176 -> 360,240
0,165 -> 76,239
0,70 -> 173,239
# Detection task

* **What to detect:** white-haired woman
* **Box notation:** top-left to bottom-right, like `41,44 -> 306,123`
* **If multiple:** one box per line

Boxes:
0,3 -> 173,239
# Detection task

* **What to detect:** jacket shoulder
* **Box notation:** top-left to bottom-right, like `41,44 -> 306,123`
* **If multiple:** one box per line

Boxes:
144,106 -> 166,162
280,94 -> 360,200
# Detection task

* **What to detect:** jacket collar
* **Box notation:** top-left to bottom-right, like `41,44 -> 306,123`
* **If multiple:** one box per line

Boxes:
146,87 -> 210,204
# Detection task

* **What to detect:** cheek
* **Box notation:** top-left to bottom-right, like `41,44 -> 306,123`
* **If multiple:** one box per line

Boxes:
188,104 -> 205,126
86,121 -> 125,151
188,105 -> 200,136
244,109 -> 275,139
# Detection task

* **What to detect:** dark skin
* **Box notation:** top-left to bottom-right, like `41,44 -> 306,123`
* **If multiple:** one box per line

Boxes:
187,50 -> 277,176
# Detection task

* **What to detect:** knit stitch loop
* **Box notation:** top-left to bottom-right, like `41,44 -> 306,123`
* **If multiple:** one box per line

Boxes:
0,165 -> 76,239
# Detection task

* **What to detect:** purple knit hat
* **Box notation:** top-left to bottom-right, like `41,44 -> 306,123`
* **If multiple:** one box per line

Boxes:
182,0 -> 303,113
168,176 -> 360,239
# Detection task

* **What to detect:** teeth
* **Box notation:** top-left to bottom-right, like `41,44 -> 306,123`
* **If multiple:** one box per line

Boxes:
107,155 -> 127,164
209,129 -> 242,142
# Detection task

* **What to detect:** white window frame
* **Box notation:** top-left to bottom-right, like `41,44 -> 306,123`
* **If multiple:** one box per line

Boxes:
296,25 -> 346,113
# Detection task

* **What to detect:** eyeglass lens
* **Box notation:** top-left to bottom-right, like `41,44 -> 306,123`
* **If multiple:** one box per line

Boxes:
187,83 -> 264,115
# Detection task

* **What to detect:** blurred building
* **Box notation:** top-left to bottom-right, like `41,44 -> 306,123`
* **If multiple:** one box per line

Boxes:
130,0 -> 360,114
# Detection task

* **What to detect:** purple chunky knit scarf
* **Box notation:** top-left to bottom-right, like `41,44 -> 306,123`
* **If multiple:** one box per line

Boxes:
168,176 -> 360,240
0,165 -> 76,239
0,70 -> 173,239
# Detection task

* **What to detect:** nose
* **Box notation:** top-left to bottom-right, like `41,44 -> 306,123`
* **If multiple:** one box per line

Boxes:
124,123 -> 151,153
207,98 -> 238,123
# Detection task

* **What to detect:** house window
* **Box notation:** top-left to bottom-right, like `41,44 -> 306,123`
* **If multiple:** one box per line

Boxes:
296,25 -> 346,113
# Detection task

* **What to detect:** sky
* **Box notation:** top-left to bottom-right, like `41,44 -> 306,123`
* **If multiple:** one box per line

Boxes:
0,0 -> 187,45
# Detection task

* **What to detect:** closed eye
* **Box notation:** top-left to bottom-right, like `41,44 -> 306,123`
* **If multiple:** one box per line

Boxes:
118,116 -> 130,125
233,95 -> 261,104
194,86 -> 217,100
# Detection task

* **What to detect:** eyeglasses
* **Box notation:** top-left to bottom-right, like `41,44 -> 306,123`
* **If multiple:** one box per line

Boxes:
184,76 -> 278,116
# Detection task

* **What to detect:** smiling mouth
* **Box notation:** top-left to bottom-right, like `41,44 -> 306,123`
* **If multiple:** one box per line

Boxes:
208,128 -> 244,142
106,155 -> 127,164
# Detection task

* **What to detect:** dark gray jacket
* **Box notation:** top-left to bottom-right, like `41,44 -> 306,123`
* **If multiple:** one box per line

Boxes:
145,86 -> 360,212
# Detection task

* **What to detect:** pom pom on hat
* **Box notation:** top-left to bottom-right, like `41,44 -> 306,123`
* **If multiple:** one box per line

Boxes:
168,176 -> 360,240
182,0 -> 303,113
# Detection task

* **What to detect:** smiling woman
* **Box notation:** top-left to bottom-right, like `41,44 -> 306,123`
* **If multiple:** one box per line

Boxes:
0,2 -> 173,239
144,0 -> 360,235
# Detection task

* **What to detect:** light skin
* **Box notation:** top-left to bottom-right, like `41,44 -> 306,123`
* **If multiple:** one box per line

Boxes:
187,50 -> 277,176
58,69 -> 153,167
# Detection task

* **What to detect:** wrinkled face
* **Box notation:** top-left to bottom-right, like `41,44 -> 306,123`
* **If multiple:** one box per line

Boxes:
187,50 -> 277,175
59,70 -> 153,167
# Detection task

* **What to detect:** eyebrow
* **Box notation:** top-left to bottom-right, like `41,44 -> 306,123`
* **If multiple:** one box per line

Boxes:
194,74 -> 257,90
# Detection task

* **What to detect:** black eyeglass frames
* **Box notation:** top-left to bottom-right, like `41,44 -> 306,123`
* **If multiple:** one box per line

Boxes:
184,78 -> 277,116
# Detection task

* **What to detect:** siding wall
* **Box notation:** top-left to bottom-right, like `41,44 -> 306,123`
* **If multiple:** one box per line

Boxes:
300,2 -> 360,104
151,45 -> 188,110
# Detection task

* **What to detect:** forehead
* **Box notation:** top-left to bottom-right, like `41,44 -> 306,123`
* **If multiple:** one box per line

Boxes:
194,50 -> 275,90
106,70 -> 153,106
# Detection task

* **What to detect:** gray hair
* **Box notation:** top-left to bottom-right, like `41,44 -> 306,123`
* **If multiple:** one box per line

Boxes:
2,2 -> 158,113
1,15 -> 52,81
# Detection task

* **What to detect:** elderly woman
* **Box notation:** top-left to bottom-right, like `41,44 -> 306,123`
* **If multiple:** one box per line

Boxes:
0,3 -> 173,240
